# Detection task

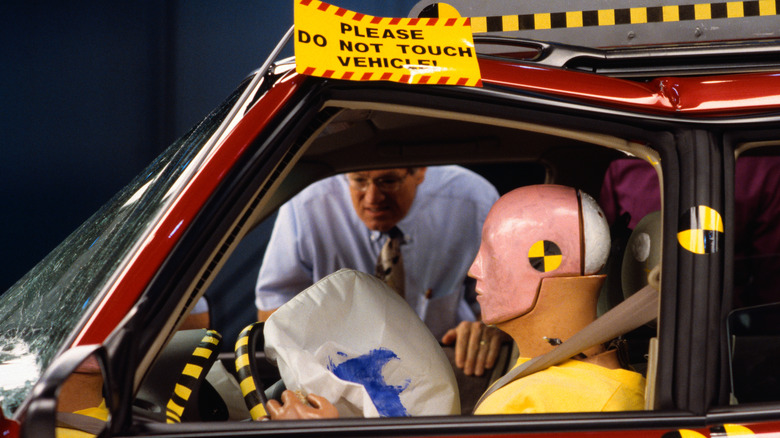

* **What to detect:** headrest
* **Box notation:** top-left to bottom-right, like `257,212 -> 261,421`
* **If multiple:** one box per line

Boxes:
622,211 -> 662,299
264,269 -> 459,417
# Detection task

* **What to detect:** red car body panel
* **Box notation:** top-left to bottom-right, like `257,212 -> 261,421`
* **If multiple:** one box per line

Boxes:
72,73 -> 306,347
1,411 -> 20,437
479,58 -> 780,116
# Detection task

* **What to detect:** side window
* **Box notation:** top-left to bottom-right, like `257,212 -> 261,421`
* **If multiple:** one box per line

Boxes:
732,148 -> 780,308
729,145 -> 780,404
728,303 -> 780,404
190,107 -> 663,422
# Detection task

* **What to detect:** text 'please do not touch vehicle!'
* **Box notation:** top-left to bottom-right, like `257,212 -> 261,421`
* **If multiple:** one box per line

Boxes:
3,0 -> 780,437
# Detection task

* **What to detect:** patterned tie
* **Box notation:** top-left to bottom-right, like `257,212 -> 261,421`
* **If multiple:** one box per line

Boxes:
376,226 -> 405,297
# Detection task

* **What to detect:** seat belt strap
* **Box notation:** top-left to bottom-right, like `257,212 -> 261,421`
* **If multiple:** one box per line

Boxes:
56,412 -> 106,435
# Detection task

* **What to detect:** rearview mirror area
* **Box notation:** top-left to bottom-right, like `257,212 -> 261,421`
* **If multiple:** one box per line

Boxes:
21,345 -> 111,438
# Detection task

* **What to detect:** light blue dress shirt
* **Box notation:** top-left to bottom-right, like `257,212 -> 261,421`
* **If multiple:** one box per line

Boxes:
255,165 -> 499,338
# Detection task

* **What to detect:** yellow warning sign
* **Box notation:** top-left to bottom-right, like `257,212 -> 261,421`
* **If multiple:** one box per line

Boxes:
294,0 -> 482,86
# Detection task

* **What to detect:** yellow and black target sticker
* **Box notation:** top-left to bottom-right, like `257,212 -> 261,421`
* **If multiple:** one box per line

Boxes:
710,424 -> 755,436
662,424 -> 755,438
528,240 -> 562,272
677,205 -> 723,254
662,429 -> 707,438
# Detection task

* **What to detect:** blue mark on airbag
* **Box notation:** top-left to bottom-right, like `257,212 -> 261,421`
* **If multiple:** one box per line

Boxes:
328,348 -> 410,417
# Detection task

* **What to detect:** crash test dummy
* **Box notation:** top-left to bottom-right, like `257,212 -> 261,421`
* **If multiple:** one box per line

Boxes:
266,184 -> 644,419
471,184 -> 645,414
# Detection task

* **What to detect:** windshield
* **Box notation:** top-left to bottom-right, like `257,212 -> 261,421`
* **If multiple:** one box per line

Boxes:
0,80 -> 249,417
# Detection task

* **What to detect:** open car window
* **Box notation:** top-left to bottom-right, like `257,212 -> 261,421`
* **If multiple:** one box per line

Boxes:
133,95 -> 667,428
727,143 -> 780,406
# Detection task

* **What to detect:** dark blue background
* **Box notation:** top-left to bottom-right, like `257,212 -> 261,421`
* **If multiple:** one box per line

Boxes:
1,1 -> 421,348
1,1 -> 419,293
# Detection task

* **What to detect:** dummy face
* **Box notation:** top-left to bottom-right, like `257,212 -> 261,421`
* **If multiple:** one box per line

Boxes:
347,168 -> 426,232
469,185 -> 583,325
469,214 -> 520,325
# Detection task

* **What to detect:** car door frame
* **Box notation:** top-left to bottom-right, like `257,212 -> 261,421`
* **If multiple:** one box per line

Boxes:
105,73 -> 743,436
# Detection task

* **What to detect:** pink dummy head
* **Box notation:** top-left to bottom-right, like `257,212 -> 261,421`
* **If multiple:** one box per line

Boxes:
470,185 -> 610,325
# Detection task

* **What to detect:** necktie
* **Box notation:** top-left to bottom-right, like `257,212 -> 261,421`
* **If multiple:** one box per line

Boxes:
376,226 -> 405,297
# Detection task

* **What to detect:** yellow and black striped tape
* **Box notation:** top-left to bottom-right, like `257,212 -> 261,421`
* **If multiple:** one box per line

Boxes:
235,322 -> 268,421
165,330 -> 222,424
528,240 -> 563,272
466,0 -> 778,33
677,205 -> 723,254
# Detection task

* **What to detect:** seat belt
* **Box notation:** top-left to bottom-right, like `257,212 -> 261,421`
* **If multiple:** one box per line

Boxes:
56,412 -> 106,435
474,276 -> 659,411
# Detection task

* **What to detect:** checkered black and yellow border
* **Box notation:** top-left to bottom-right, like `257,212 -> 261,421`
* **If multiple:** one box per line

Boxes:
469,0 -> 778,33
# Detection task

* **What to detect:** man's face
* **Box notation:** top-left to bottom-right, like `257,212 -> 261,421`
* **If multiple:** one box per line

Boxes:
347,168 -> 426,232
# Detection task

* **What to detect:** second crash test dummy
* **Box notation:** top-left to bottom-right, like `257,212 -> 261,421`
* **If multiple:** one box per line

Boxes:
471,184 -> 645,415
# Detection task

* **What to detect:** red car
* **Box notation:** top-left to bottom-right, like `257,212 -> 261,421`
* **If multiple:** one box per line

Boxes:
3,1 -> 780,436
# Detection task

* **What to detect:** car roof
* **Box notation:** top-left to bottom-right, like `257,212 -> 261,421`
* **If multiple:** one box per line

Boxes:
409,0 -> 780,49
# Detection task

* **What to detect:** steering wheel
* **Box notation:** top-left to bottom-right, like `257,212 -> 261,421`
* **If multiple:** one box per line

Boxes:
134,329 -> 226,423
234,322 -> 270,420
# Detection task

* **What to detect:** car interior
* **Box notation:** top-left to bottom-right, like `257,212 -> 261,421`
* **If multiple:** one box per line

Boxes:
125,100 -> 667,426
52,92 -> 780,435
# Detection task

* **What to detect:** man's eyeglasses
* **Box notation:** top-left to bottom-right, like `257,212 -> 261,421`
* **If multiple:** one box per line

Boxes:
345,172 -> 410,193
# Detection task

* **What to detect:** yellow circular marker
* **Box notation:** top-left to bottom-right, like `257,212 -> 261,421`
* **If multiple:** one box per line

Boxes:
436,3 -> 462,18
528,240 -> 562,272
677,205 -> 723,254
661,429 -> 708,438
711,424 -> 755,436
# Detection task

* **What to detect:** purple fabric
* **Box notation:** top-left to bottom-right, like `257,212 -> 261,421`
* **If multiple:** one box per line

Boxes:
600,156 -> 780,307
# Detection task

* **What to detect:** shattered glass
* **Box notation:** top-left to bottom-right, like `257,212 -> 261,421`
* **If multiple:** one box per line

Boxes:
0,81 -> 247,417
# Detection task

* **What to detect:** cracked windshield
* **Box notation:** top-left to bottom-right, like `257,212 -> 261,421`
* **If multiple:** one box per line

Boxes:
0,82 -> 245,416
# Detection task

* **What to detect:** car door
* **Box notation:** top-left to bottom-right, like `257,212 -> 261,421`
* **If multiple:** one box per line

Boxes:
108,69 -> 695,437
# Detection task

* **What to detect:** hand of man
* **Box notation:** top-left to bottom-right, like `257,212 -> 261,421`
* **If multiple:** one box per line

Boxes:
441,321 -> 509,376
266,390 -> 339,420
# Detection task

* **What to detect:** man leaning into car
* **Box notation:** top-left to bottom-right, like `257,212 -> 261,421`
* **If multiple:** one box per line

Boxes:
254,165 -> 507,380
